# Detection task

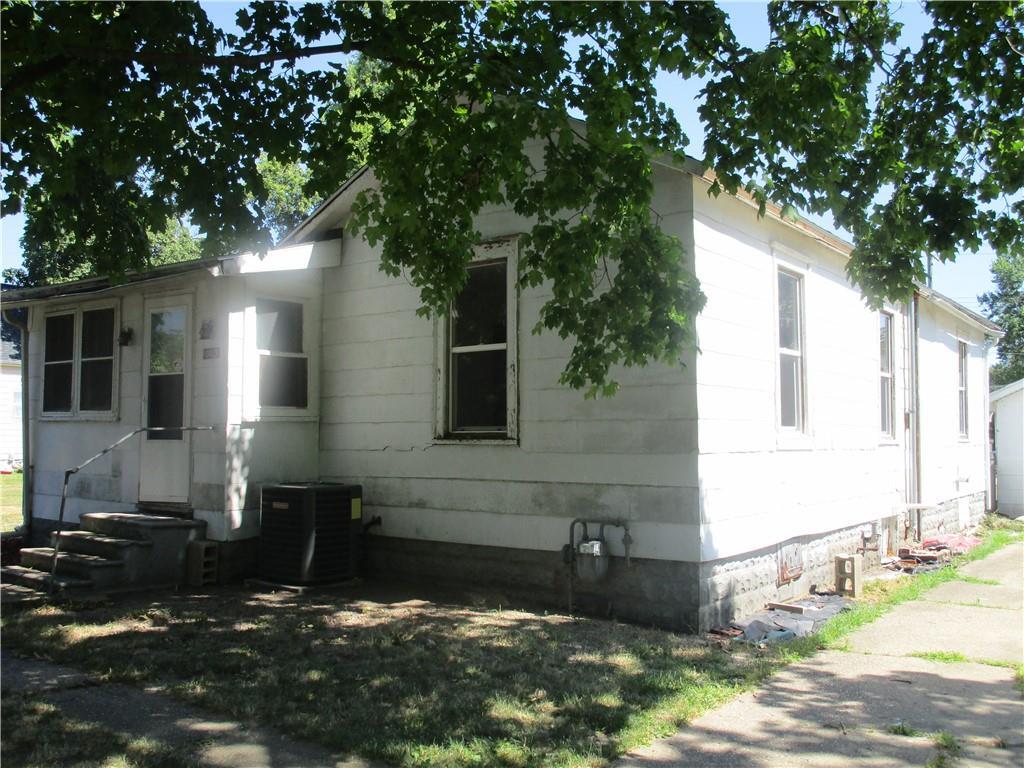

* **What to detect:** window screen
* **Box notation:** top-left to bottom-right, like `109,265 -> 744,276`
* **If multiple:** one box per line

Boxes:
80,308 -> 115,411
450,260 -> 508,434
256,299 -> 303,353
777,270 -> 804,430
958,341 -> 968,437
259,355 -> 308,408
256,299 -> 308,409
43,314 -> 74,412
879,313 -> 894,436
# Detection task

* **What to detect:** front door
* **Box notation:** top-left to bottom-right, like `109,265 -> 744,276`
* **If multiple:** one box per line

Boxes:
139,295 -> 192,503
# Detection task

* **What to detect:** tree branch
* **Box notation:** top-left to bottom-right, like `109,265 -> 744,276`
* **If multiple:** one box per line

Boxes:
3,39 -> 431,93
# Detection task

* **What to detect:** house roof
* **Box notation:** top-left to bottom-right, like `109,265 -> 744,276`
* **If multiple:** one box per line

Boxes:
990,378 -> 1024,403
916,284 -> 1002,336
0,257 -> 220,308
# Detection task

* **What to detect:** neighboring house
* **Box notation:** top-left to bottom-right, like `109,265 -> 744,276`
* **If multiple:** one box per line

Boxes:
0,153 -> 1001,630
990,379 -> 1023,519
0,340 -> 22,465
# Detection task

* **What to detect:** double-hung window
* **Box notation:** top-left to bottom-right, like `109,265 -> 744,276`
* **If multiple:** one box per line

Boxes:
42,305 -> 117,416
440,240 -> 518,440
255,299 -> 308,409
957,341 -> 968,438
776,269 -> 805,431
879,312 -> 894,437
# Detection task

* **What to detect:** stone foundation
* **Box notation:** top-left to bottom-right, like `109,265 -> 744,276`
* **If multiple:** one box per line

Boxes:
365,535 -> 701,631
698,521 -> 883,632
919,492 -> 987,537
697,493 -> 989,632
215,537 -> 259,583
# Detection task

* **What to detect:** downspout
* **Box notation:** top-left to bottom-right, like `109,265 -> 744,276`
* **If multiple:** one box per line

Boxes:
3,308 -> 31,535
910,293 -> 922,505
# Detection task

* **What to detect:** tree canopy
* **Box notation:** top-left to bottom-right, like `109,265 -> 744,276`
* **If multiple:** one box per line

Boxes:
2,1 -> 1022,393
980,252 -> 1024,387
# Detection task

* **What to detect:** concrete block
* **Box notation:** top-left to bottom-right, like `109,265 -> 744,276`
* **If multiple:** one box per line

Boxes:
835,553 -> 863,598
187,540 -> 219,587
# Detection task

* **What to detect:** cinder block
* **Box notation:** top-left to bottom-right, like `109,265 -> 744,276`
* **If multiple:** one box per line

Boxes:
834,553 -> 863,598
187,540 -> 219,587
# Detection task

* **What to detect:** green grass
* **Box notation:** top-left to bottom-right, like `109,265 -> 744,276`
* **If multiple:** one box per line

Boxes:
885,720 -> 921,737
1,590 -> 781,768
926,731 -> 963,767
911,651 -> 970,664
1,692 -> 199,768
956,575 -> 999,586
778,522 -> 1024,659
2,516 -> 1019,768
1,471 -> 23,532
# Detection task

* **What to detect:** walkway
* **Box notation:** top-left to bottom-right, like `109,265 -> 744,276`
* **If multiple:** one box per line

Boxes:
617,542 -> 1024,767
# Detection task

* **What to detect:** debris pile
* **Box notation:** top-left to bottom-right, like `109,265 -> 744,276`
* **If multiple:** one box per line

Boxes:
709,592 -> 853,646
886,532 -> 981,574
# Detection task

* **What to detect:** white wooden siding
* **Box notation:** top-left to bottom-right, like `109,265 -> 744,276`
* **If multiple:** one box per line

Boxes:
691,179 -> 909,561
317,162 -> 702,562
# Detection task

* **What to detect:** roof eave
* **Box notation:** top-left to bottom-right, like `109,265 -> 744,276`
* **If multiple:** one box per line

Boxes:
0,257 -> 221,308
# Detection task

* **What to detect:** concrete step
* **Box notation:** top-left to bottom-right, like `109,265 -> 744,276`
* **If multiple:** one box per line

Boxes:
52,530 -> 153,559
20,548 -> 126,589
80,512 -> 205,541
0,581 -> 48,609
0,564 -> 92,594
137,502 -> 193,519
79,512 -> 205,587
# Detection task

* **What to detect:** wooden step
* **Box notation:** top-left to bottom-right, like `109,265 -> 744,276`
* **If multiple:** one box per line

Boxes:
0,564 -> 92,593
20,548 -> 125,589
52,530 -> 153,558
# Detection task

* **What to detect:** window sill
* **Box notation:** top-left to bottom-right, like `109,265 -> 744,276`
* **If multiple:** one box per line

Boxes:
39,412 -> 119,423
431,437 -> 519,447
240,414 -> 319,424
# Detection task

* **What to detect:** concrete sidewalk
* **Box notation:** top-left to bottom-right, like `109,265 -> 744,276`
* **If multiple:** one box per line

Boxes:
617,542 -> 1024,768
1,651 -> 376,768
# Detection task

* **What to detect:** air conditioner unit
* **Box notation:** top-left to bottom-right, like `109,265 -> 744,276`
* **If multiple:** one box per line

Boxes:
259,483 -> 363,584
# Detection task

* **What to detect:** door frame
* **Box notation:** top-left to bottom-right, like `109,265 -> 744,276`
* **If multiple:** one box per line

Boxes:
139,292 -> 194,504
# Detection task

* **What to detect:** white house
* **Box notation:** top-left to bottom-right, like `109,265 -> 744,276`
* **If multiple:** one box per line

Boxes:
990,379 -> 1023,519
0,155 -> 1000,630
0,340 -> 22,466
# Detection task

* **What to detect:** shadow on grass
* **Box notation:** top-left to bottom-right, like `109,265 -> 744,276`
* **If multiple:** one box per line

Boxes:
1,692 -> 200,768
1,583 -> 767,768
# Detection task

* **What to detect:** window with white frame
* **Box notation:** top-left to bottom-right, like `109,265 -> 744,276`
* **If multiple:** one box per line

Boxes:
777,269 -> 805,430
43,306 -> 117,415
958,340 -> 968,437
255,299 -> 308,409
879,312 -> 894,437
440,242 -> 518,440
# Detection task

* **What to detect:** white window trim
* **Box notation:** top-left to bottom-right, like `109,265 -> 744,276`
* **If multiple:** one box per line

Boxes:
242,292 -> 320,422
40,300 -> 120,421
957,339 -> 969,440
880,311 -> 895,439
772,258 -> 810,447
434,237 -> 519,443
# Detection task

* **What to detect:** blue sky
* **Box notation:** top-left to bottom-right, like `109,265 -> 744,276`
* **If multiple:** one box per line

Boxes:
0,1 -> 997,312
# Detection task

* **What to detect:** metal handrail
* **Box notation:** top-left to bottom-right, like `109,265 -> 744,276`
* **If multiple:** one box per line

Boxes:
49,425 -> 216,593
